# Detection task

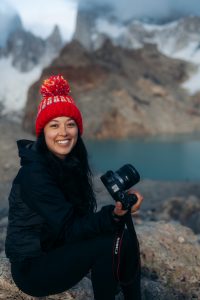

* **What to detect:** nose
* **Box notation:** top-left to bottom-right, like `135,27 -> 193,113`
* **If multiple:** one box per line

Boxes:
59,124 -> 68,136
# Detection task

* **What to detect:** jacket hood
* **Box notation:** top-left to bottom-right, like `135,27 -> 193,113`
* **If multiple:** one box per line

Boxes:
17,139 -> 45,166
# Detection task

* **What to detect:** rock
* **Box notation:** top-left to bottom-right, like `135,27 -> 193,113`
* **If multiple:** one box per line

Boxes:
6,29 -> 46,72
45,25 -> 63,56
158,195 -> 200,233
138,221 -> 200,299
141,277 -> 184,300
0,222 -> 199,299
2,25 -> 63,73
0,216 -> 8,253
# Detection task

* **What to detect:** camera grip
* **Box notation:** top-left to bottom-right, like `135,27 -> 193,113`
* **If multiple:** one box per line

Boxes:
119,192 -> 138,210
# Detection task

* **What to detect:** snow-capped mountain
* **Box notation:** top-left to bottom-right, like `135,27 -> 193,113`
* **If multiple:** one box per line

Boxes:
74,10 -> 200,95
0,0 -> 22,47
0,0 -> 64,118
92,16 -> 200,61
0,57 -> 42,119
0,25 -> 63,119
74,4 -> 200,58
4,25 -> 63,72
2,0 -> 200,120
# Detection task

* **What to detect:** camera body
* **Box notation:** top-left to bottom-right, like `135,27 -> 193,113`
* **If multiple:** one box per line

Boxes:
100,164 -> 140,210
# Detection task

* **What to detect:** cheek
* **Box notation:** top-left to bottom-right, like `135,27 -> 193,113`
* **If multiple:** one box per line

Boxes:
44,131 -> 56,148
73,130 -> 78,144
73,137 -> 78,147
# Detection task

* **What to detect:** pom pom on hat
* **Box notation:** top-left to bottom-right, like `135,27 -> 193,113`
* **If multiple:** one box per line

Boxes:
40,75 -> 70,98
35,75 -> 83,136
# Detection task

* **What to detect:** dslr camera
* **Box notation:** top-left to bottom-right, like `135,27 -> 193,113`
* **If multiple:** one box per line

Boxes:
100,164 -> 140,210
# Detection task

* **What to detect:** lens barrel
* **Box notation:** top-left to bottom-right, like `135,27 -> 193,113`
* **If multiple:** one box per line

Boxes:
116,164 -> 140,190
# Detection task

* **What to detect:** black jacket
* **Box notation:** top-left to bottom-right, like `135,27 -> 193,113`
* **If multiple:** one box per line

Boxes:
5,140 -> 117,263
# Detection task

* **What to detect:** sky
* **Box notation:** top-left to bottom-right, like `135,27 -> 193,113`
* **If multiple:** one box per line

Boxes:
6,0 -> 78,41
5,0 -> 200,40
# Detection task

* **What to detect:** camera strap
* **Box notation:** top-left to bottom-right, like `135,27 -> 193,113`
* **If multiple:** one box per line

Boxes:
112,213 -> 141,285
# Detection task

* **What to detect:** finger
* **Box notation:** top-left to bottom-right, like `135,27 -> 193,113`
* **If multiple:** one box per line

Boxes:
133,196 -> 143,209
131,193 -> 143,213
113,201 -> 127,216
133,191 -> 143,203
131,204 -> 141,214
115,201 -> 122,210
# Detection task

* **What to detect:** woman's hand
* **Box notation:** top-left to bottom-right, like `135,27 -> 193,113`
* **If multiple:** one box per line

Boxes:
113,189 -> 143,216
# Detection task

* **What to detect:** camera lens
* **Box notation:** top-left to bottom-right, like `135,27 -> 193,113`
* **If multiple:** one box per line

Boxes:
116,164 -> 140,190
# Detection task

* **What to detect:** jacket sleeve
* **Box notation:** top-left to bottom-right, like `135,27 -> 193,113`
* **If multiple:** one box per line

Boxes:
19,163 -> 117,242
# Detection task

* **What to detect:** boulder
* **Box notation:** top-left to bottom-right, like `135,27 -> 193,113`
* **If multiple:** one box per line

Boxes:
158,195 -> 200,234
138,221 -> 200,299
0,221 -> 199,299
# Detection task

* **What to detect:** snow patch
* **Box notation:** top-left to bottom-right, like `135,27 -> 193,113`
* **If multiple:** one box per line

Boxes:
168,42 -> 200,63
142,20 -> 179,32
95,19 -> 126,39
182,66 -> 200,95
0,57 -> 42,117
166,42 -> 200,95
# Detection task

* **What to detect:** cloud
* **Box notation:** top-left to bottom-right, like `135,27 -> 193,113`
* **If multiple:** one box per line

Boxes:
78,0 -> 200,22
5,0 -> 200,41
7,0 -> 78,40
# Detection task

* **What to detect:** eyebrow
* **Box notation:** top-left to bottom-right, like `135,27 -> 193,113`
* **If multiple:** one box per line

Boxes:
50,118 -> 74,123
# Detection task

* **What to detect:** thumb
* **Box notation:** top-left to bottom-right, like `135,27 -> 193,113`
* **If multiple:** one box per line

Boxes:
115,201 -> 122,210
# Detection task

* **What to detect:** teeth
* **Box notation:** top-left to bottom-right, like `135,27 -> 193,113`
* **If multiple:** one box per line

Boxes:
57,140 -> 69,144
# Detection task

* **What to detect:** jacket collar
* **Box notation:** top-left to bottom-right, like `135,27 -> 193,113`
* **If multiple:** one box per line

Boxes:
17,139 -> 46,166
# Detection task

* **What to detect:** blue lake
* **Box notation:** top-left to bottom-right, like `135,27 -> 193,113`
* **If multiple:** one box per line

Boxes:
85,133 -> 200,181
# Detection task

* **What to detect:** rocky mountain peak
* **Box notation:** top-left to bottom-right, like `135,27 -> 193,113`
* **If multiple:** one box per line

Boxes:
52,40 -> 91,68
73,9 -> 96,51
46,25 -> 63,53
1,25 -> 63,73
5,29 -> 46,72
73,3 -> 116,51
0,5 -> 22,47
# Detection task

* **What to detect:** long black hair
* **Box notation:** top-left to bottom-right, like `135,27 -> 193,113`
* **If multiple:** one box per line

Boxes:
36,131 -> 97,215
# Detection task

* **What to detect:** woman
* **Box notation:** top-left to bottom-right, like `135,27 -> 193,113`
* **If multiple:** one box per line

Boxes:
5,75 -> 143,299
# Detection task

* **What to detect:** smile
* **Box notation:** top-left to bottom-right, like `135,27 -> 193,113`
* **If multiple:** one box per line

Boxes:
57,140 -> 70,144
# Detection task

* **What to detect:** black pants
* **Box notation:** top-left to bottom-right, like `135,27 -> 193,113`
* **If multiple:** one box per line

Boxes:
11,231 -> 141,300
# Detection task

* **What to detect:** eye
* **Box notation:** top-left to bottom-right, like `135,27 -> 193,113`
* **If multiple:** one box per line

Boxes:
50,123 -> 58,128
67,121 -> 76,127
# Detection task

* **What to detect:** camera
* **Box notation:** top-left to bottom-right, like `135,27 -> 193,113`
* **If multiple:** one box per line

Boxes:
100,164 -> 140,210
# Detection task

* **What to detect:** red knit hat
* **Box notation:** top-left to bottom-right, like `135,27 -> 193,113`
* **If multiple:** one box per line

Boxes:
35,74 -> 83,136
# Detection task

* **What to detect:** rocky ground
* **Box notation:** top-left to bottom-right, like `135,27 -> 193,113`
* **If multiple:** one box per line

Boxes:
0,118 -> 33,213
0,118 -> 200,299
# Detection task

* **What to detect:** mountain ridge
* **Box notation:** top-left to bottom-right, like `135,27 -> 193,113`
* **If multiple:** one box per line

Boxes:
23,40 -> 200,139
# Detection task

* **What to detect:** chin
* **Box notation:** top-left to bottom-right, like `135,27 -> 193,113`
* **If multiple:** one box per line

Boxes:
55,150 -> 71,159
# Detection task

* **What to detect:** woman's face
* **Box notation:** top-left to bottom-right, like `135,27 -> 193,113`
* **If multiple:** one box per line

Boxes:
44,116 -> 78,159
